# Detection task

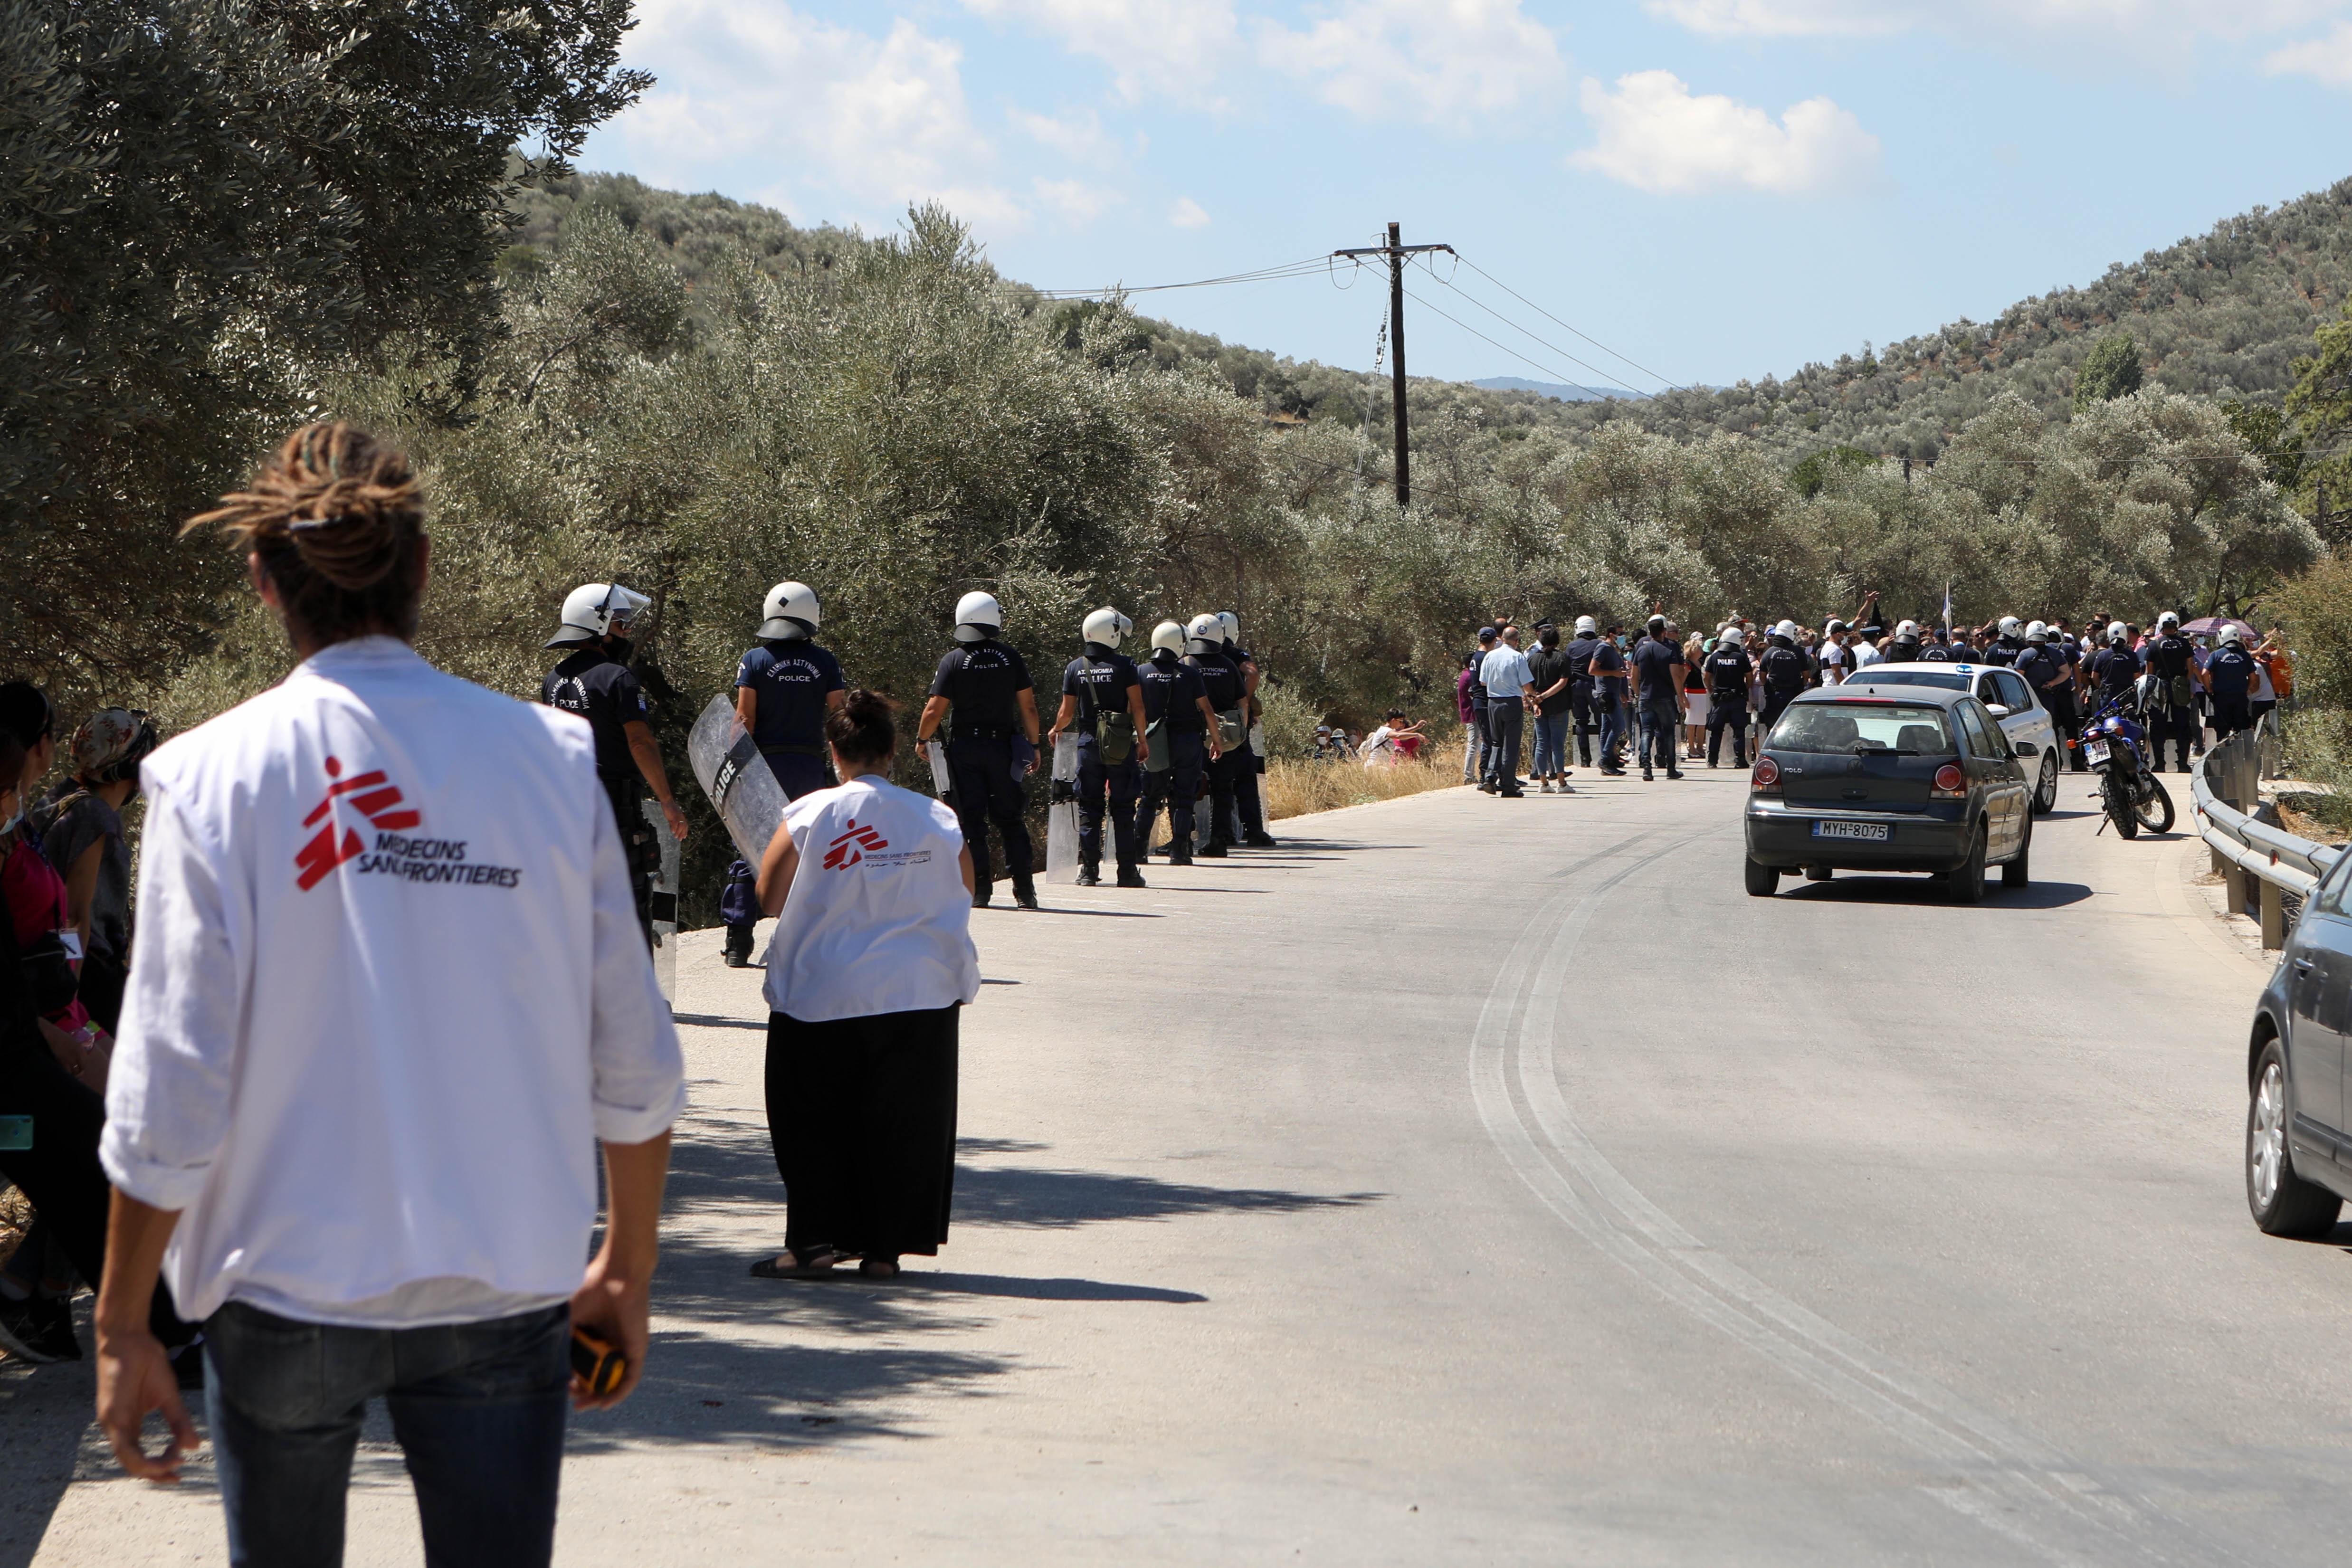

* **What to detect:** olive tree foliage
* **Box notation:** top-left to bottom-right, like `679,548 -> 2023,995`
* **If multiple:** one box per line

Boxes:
2072,332 -> 2144,411
0,0 -> 644,709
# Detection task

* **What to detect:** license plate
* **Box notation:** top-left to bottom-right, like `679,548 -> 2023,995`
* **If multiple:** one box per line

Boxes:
1811,820 -> 1890,842
2084,739 -> 2111,765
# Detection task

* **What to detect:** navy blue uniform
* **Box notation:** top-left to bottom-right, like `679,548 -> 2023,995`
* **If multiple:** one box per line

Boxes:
2206,643 -> 2256,739
1982,636 -> 2027,668
1134,650 -> 1207,859
1061,644 -> 1144,872
1189,647 -> 1249,847
542,647 -> 656,941
1917,641 -> 1958,663
2143,633 -> 2200,770
930,639 -> 1037,892
1756,642 -> 1809,741
1703,646 -> 1752,768
2087,644 -> 2142,702
736,639 -> 845,799
1633,636 -> 1684,775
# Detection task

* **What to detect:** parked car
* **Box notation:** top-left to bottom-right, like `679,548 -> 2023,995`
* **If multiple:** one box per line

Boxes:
2245,847 -> 2352,1236
1839,662 -> 2064,814
1743,686 -> 2033,902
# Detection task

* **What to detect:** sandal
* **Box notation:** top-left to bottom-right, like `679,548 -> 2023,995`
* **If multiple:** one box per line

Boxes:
749,1246 -> 842,1280
857,1257 -> 900,1281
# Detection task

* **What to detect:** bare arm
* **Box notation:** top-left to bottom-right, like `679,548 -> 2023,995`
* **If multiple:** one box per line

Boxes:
62,839 -> 102,949
1048,693 -> 1078,745
1196,696 -> 1224,760
757,815 -> 802,917
1128,684 -> 1152,767
95,1193 -> 198,1482
734,687 -> 756,732
571,1131 -> 671,1411
916,695 -> 951,744
959,846 -> 975,895
1016,688 -> 1041,750
622,720 -> 686,841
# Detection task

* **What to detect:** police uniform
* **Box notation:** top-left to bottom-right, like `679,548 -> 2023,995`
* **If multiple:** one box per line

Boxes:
2205,640 -> 2256,741
929,637 -> 1037,895
1062,641 -> 1145,876
1703,644 -> 1753,768
1188,644 -> 1250,849
541,646 -> 658,942
1564,632 -> 1602,766
1982,635 -> 2027,668
2087,643 -> 2141,705
2018,641 -> 2081,770
1756,639 -> 1809,739
2143,630 -> 2200,771
723,637 -> 846,959
1134,648 -> 1209,863
1916,638 -> 1955,663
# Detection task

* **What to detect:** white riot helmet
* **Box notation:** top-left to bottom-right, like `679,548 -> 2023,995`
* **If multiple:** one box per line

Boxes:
2025,619 -> 2049,642
2157,610 -> 2181,630
1574,615 -> 1598,636
1082,607 -> 1132,648
1721,625 -> 1745,647
1218,611 -> 1241,647
1185,612 -> 1224,655
953,590 -> 1002,644
2219,622 -> 2246,646
1895,619 -> 1920,639
2107,620 -> 2129,645
1151,619 -> 1186,655
546,582 -> 651,649
1998,615 -> 2022,639
1774,619 -> 1799,642
759,580 -> 820,640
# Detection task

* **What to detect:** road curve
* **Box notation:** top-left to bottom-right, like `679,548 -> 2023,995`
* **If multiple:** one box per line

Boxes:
24,769 -> 2348,1566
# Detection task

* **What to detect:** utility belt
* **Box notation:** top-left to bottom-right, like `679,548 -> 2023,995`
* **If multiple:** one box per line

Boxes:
949,722 -> 1018,743
759,742 -> 826,758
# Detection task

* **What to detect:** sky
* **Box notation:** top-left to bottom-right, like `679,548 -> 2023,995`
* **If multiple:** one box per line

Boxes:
578,0 -> 2352,395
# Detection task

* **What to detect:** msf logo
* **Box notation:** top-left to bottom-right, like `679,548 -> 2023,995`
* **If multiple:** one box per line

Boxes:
295,757 -> 422,891
821,819 -> 889,871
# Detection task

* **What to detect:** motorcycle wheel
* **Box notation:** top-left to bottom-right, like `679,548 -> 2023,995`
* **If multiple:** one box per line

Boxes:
2134,775 -> 2176,835
2106,773 -> 2139,840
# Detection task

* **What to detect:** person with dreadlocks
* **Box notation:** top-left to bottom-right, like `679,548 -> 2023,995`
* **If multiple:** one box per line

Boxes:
93,423 -> 684,1566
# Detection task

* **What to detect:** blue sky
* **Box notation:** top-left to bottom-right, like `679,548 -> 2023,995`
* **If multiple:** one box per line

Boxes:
579,0 -> 2352,394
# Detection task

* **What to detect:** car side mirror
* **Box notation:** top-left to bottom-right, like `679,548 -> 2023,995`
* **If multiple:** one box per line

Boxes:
1984,703 -> 2011,719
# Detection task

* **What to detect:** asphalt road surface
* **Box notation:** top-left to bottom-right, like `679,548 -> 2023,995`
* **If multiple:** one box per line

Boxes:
14,768 -> 2343,1566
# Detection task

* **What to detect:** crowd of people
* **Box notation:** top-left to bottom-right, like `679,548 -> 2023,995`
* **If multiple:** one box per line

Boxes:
1454,593 -> 2295,795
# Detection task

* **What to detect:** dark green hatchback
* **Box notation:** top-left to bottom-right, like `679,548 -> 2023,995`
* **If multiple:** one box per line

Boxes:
1741,685 -> 2033,902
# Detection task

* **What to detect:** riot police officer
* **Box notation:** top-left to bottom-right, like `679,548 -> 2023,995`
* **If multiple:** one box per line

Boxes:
2141,610 -> 2205,772
1133,620 -> 1222,865
1186,612 -> 1251,856
540,582 -> 688,947
916,590 -> 1042,909
2085,621 -> 2143,708
1220,611 -> 1278,848
1982,616 -> 2028,668
722,580 -> 846,964
2018,621 -> 2082,771
1704,626 -> 1754,769
1756,620 -> 1811,740
1888,619 -> 1928,664
1049,608 -> 1152,887
2205,623 -> 2257,742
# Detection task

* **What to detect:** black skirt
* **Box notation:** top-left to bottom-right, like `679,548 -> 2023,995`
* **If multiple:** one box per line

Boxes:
765,1003 -> 959,1258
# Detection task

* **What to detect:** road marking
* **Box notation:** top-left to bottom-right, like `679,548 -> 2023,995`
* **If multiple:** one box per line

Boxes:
1469,831 -> 2238,1567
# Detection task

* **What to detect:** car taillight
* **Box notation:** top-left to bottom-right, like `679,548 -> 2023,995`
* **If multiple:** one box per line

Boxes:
1933,763 -> 1964,796
1751,757 -> 1781,793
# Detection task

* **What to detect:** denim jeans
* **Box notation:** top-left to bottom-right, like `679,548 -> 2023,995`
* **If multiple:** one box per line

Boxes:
1638,703 -> 1681,771
204,1300 -> 571,1568
1531,712 -> 1570,776
1595,695 -> 1628,769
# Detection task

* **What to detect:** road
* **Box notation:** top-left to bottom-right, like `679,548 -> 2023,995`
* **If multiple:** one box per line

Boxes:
14,768 -> 2348,1566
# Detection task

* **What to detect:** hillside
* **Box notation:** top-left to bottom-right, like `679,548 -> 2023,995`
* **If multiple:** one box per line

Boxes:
508,172 -> 2352,463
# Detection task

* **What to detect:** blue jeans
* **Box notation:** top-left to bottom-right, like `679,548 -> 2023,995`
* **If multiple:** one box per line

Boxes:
1595,694 -> 1628,769
204,1300 -> 571,1568
1639,703 -> 1682,771
1531,712 -> 1569,776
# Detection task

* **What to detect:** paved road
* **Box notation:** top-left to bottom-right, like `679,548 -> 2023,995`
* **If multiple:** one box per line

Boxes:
16,769 -> 2346,1565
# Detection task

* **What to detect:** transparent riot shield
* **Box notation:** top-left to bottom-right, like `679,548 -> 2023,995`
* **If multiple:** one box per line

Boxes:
686,695 -> 788,865
1044,732 -> 1082,883
641,797 -> 680,1003
925,739 -> 952,801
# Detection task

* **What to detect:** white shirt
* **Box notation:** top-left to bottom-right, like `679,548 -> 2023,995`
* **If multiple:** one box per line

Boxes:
1360,724 -> 1396,764
1479,646 -> 1534,699
1851,641 -> 1884,668
762,776 -> 980,1023
101,638 -> 685,1326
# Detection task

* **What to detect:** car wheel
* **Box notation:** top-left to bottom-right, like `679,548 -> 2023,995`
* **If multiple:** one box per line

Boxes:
2247,1040 -> 2342,1237
1947,822 -> 1988,903
1744,856 -> 1780,897
2032,751 -> 2057,815
2001,814 -> 2031,887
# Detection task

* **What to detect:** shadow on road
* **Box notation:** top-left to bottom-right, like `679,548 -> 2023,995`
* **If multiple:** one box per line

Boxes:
1779,878 -> 2095,909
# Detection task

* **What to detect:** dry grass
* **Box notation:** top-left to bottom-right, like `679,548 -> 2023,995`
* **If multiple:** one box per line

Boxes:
1263,742 -> 1466,821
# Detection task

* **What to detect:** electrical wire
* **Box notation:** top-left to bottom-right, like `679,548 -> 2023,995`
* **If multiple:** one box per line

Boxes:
1409,254 -> 1642,400
1027,255 -> 1333,299
1450,251 -> 1686,394
1398,285 -> 1616,400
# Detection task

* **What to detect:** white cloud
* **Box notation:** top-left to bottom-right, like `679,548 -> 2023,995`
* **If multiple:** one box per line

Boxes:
1257,0 -> 1568,128
1648,0 -> 2346,42
1570,71 -> 1882,196
1032,178 -> 1124,226
2266,19 -> 2352,83
958,0 -> 1240,104
1169,196 -> 1212,228
1009,106 -> 1125,169
617,4 -> 1023,229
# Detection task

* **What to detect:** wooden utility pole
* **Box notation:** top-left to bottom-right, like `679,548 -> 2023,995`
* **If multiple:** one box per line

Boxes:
1333,223 -> 1452,511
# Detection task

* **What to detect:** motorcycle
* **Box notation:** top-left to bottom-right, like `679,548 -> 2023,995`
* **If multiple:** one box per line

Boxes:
2078,681 -> 2175,839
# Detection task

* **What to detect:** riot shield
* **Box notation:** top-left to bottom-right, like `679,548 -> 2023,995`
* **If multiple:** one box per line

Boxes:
641,797 -> 679,1003
1044,732 -> 1082,882
925,739 -> 953,801
687,695 -> 788,865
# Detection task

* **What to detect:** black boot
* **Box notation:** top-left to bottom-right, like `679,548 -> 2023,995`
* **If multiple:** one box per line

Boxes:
1244,828 -> 1277,848
1198,837 -> 1229,858
1076,861 -> 1101,887
1011,874 -> 1039,910
1116,864 -> 1147,888
972,883 -> 992,909
1168,839 -> 1194,866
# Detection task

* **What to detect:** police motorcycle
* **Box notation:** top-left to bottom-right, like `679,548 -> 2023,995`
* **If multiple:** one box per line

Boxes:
2079,676 -> 2175,840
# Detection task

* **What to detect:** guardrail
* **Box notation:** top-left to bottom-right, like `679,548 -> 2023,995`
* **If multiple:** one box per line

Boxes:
2190,717 -> 2344,949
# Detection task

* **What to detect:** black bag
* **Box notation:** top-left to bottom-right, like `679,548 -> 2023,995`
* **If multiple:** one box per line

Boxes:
18,932 -> 78,1019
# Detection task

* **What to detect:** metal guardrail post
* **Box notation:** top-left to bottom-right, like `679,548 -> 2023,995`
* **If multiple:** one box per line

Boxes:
2260,878 -> 2286,950
2226,861 -> 2250,919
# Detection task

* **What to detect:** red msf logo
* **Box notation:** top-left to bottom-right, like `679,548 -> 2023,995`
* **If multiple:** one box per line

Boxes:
821,818 -> 889,870
295,756 -> 422,891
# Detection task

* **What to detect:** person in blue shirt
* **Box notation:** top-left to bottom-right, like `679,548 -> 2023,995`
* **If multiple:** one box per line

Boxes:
722,582 -> 847,965
1048,608 -> 1152,887
2204,624 -> 2257,741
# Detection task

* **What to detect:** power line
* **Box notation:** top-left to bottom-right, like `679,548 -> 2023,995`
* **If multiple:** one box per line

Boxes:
1399,285 -> 1611,401
1451,252 -> 1688,394
1407,256 -> 1633,400
1026,255 -> 1334,299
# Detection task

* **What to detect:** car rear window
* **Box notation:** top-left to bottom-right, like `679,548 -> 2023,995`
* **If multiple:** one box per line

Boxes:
1845,669 -> 1968,692
1768,703 -> 1955,756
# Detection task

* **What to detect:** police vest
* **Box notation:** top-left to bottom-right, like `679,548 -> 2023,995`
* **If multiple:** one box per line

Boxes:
1761,646 -> 1807,695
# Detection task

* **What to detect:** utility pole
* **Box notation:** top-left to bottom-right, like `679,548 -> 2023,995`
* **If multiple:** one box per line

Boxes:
1334,222 -> 1452,511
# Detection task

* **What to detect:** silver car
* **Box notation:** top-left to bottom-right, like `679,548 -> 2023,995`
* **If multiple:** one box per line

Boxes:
2246,847 -> 2352,1236
1840,662 -> 2064,815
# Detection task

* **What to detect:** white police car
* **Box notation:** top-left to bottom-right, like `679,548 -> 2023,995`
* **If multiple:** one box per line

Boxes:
1838,663 -> 2064,814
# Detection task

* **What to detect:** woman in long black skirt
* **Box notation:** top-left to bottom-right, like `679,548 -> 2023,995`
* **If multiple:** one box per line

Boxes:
748,689 -> 979,1282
